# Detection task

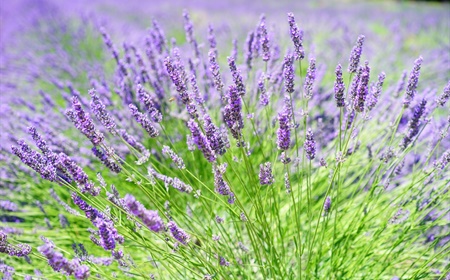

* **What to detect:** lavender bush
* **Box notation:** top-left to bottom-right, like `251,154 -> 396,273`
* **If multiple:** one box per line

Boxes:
1,1 -> 449,279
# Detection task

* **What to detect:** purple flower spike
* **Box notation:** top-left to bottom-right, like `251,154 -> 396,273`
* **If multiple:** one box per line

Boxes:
334,64 -> 345,107
400,99 -> 427,150
287,13 -> 305,60
245,31 -> 255,69
162,146 -> 185,169
98,222 -> 116,250
277,100 -> 291,151
403,56 -> 423,108
354,61 -> 371,112
258,74 -> 269,106
304,128 -> 316,160
367,72 -> 386,111
228,56 -> 246,96
348,35 -> 365,73
213,163 -> 234,203
203,114 -> 227,155
436,80 -> 450,107
323,197 -> 331,214
167,221 -> 190,245
208,50 -> 224,93
89,89 -> 117,134
59,153 -> 98,196
223,86 -> 244,143
187,120 -> 216,162
136,84 -> 162,123
259,19 -> 270,62
66,96 -> 104,146
129,104 -> 159,138
259,162 -> 274,186
283,54 -> 295,93
304,58 -> 316,99
91,146 -> 122,174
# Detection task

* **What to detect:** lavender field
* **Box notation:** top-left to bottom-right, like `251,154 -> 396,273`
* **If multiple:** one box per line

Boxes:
1,0 -> 449,279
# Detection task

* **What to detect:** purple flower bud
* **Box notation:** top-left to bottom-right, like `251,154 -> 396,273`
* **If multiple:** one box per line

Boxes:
348,35 -> 365,73
334,64 -> 346,107
223,86 -> 244,143
245,31 -> 255,69
162,146 -> 185,169
403,57 -> 423,108
323,196 -> 331,214
354,61 -> 371,112
436,80 -> 450,107
212,163 -> 234,203
259,19 -> 270,62
304,58 -> 316,99
136,84 -> 162,123
89,89 -> 117,133
259,162 -> 274,185
258,74 -> 269,106
400,99 -> 427,150
187,120 -> 216,162
304,128 -> 316,160
129,104 -> 159,138
59,153 -> 98,196
277,99 -> 291,151
91,146 -> 122,174
283,54 -> 295,93
287,13 -> 305,60
98,222 -> 116,250
367,72 -> 386,111
167,221 -> 190,245
66,96 -> 104,145
208,24 -> 217,50
208,50 -> 224,93
228,57 -> 246,96
203,114 -> 227,155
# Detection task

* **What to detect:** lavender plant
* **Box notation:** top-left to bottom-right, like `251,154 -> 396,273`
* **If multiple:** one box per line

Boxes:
1,3 -> 449,280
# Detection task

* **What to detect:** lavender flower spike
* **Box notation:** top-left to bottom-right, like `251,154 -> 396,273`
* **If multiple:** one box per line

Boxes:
167,221 -> 190,245
89,89 -> 117,134
436,80 -> 450,107
367,72 -> 386,111
162,146 -> 185,169
259,162 -> 274,185
208,50 -> 224,93
283,54 -> 295,93
287,13 -> 304,60
403,56 -> 423,108
334,64 -> 345,107
400,99 -> 427,150
303,58 -> 316,99
223,85 -> 244,143
123,194 -> 165,232
129,104 -> 159,138
259,18 -> 270,62
323,197 -> 331,214
348,35 -> 365,73
228,56 -> 246,96
187,120 -> 216,162
354,61 -> 371,113
277,100 -> 291,151
304,128 -> 316,160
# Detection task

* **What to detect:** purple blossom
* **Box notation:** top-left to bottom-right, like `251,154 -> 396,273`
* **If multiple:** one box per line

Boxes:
403,57 -> 423,108
436,80 -> 450,107
136,84 -> 162,123
223,86 -> 244,143
348,35 -> 365,73
287,13 -> 305,60
66,96 -> 105,146
0,201 -> 18,212
162,146 -> 185,169
323,197 -> 331,214
212,163 -> 234,203
207,24 -> 217,50
354,61 -> 371,112
304,58 -> 316,99
187,120 -> 216,162
91,146 -> 122,174
304,128 -> 316,160
98,222 -> 116,250
259,162 -> 274,185
259,19 -> 270,62
400,99 -> 427,150
129,104 -> 159,138
59,153 -> 98,196
208,50 -> 224,93
245,31 -> 255,69
334,64 -> 346,107
258,74 -> 269,106
283,54 -> 295,93
89,89 -> 117,134
167,221 -> 190,245
228,56 -> 246,96
367,72 -> 386,111
277,101 -> 291,151
203,114 -> 227,155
